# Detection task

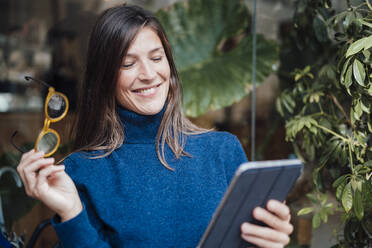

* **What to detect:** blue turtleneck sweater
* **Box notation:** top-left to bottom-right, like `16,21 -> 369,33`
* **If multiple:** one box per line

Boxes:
52,106 -> 248,248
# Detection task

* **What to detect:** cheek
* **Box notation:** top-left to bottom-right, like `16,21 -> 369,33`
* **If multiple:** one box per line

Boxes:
155,58 -> 171,78
116,73 -> 133,100
163,62 -> 171,79
160,64 -> 170,93
117,69 -> 136,90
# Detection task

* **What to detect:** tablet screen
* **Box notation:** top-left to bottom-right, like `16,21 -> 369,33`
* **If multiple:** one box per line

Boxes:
198,159 -> 303,248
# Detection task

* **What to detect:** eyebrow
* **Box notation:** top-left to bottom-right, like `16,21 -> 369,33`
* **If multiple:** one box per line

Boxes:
126,47 -> 164,57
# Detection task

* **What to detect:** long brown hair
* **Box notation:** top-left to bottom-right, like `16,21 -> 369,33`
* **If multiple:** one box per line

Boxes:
72,4 -> 209,169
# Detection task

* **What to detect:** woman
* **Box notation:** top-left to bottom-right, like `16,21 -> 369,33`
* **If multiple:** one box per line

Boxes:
17,4 -> 293,248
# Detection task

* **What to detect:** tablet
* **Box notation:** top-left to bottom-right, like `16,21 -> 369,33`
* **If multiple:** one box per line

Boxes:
198,159 -> 303,248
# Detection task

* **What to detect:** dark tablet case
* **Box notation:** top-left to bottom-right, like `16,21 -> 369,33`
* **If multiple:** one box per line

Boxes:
198,159 -> 303,248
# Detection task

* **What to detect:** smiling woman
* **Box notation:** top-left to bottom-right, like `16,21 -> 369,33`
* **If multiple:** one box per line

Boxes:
116,27 -> 170,115
15,4 -> 294,248
72,4 -> 207,168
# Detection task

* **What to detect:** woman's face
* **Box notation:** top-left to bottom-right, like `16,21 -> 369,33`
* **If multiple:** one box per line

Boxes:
116,27 -> 170,115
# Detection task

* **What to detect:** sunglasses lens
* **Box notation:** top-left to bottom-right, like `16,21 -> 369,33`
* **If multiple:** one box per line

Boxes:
47,94 -> 67,119
37,132 -> 58,154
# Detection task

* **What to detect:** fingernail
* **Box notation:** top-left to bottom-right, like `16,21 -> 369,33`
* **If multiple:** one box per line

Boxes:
242,223 -> 250,232
254,207 -> 264,218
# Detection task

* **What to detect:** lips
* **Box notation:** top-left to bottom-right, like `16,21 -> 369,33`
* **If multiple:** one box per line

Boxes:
132,83 -> 162,96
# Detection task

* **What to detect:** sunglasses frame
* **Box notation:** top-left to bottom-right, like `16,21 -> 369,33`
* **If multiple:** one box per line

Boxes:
34,87 -> 69,157
10,76 -> 69,157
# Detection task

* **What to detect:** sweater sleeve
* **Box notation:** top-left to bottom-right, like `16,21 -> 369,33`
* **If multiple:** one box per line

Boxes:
51,157 -> 112,248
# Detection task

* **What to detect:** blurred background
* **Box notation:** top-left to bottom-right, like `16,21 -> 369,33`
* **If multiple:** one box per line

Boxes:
1,0 -> 371,247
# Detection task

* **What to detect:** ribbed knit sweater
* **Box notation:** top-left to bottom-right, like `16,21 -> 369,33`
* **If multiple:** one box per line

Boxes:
52,106 -> 248,248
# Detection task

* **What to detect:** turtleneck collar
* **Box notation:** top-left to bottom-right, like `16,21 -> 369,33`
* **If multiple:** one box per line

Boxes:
117,105 -> 166,144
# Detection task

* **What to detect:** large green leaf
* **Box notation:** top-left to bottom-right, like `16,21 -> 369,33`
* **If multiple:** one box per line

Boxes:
353,59 -> 366,86
336,179 -> 347,200
342,182 -> 353,212
346,35 -> 372,57
297,207 -> 315,215
344,64 -> 353,88
332,174 -> 348,188
312,212 -> 321,228
156,0 -> 278,117
353,188 -> 364,220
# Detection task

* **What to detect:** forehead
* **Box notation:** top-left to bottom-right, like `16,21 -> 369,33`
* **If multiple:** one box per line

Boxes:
126,27 -> 163,54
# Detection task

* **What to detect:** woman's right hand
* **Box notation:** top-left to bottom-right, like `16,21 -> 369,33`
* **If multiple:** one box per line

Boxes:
17,150 -> 83,222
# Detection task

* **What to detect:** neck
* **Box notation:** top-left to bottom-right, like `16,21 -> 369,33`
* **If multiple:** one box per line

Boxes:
116,105 -> 166,144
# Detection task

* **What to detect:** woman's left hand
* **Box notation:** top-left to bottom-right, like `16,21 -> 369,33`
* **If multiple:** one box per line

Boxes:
240,199 -> 293,248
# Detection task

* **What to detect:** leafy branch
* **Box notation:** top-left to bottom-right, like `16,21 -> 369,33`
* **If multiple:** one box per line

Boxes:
277,0 -> 372,246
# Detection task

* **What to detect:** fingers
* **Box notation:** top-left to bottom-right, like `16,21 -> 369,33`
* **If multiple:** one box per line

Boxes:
242,200 -> 294,247
24,158 -> 55,195
241,232 -> 286,248
241,223 -> 290,247
17,149 -> 59,198
34,165 -> 65,198
252,205 -> 293,235
17,150 -> 42,194
23,157 -> 55,175
267,200 -> 291,222
17,150 -> 44,179
19,150 -> 44,169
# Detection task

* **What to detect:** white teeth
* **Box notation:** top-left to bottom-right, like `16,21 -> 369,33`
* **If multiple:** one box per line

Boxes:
134,84 -> 160,95
138,87 -> 155,95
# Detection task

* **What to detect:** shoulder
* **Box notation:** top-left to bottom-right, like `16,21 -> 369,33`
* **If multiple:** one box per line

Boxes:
61,151 -> 104,181
188,130 -> 240,145
62,151 -> 92,166
186,130 -> 247,160
187,131 -> 248,183
187,131 -> 243,155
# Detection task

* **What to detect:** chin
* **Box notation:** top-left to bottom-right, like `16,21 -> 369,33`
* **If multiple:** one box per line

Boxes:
137,102 -> 166,115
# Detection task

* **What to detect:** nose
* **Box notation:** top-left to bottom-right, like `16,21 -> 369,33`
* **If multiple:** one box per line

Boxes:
138,60 -> 156,81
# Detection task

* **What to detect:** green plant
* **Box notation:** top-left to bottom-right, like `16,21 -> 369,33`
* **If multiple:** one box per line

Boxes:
277,0 -> 372,246
156,0 -> 278,117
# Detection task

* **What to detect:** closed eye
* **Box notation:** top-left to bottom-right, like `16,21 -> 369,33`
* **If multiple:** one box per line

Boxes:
122,62 -> 135,68
152,56 -> 162,62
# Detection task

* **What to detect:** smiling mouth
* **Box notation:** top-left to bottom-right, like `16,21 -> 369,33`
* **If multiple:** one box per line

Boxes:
132,83 -> 162,94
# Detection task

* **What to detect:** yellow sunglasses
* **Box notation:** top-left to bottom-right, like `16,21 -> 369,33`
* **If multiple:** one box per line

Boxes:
11,77 -> 69,157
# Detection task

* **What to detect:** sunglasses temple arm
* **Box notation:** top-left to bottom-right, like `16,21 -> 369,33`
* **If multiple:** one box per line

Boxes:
24,76 -> 51,88
11,131 -> 27,154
